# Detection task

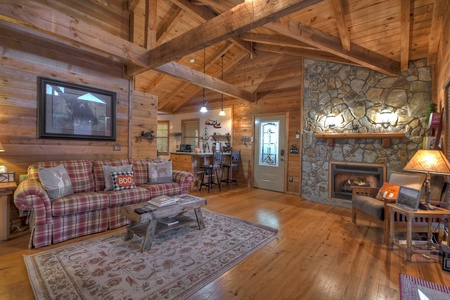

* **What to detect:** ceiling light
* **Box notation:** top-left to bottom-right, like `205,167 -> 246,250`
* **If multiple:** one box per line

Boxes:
220,54 -> 226,117
200,48 -> 208,113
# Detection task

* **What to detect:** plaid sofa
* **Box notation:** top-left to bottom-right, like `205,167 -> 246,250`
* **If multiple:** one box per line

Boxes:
14,158 -> 194,248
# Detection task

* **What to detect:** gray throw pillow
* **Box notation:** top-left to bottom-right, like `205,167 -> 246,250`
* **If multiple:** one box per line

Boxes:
102,164 -> 133,191
148,161 -> 172,184
38,164 -> 74,200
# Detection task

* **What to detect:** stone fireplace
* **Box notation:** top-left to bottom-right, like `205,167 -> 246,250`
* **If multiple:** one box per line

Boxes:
301,58 -> 431,208
329,162 -> 386,200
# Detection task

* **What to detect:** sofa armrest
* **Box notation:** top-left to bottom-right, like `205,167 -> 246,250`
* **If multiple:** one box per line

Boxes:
14,179 -> 53,225
352,187 -> 380,199
172,170 -> 195,185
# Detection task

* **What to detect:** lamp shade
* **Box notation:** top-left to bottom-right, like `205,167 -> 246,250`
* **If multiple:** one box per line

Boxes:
0,142 -> 4,152
404,150 -> 450,175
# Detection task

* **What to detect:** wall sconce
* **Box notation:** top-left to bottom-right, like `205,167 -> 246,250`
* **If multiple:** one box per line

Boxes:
325,113 -> 337,129
378,107 -> 395,128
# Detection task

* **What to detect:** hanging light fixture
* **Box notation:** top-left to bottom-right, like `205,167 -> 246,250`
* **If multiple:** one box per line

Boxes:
200,48 -> 208,113
219,54 -> 226,116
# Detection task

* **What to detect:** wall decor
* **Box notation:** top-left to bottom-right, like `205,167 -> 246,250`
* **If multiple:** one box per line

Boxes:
38,77 -> 116,140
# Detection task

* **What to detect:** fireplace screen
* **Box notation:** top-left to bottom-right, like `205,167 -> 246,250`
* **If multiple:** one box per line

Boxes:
330,162 -> 386,200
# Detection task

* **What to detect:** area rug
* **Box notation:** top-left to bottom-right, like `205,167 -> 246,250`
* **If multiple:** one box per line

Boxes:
24,209 -> 278,299
399,273 -> 450,300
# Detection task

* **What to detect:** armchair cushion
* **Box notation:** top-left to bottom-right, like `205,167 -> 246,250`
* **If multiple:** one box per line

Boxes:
353,195 -> 385,220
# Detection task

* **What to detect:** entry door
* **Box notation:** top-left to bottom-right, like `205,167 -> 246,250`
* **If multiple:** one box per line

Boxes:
254,115 -> 286,192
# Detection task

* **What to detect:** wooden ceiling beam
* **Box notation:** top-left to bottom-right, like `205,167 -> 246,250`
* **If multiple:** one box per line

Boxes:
400,0 -> 411,71
0,0 -> 150,68
240,33 -> 317,50
156,6 -> 182,45
145,0 -> 157,49
128,0 -> 142,12
135,0 -> 322,74
327,0 -> 351,51
254,44 -> 356,65
170,0 -> 256,57
265,19 -> 400,76
157,41 -> 234,109
155,61 -> 255,102
172,51 -> 248,112
427,0 -> 446,64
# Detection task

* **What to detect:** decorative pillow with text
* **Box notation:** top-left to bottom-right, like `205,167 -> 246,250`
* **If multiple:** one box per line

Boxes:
111,171 -> 136,191
38,164 -> 74,200
102,164 -> 133,191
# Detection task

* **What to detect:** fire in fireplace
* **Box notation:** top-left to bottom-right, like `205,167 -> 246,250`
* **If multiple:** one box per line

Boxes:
329,162 -> 386,200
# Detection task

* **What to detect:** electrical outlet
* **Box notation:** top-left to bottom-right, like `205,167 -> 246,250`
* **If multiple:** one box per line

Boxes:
289,176 -> 293,182
113,144 -> 121,151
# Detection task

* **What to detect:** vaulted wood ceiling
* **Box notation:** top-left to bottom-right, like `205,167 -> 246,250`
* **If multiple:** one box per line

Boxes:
0,0 -> 445,114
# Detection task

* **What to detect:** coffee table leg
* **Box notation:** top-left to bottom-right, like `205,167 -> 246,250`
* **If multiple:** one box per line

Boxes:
194,208 -> 205,230
124,220 -> 136,241
142,217 -> 158,252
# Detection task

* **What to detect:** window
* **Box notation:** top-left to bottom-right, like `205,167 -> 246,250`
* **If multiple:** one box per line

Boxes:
157,121 -> 169,155
181,119 -> 199,148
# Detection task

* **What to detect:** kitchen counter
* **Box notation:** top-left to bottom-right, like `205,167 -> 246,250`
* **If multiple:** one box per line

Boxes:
170,152 -> 230,190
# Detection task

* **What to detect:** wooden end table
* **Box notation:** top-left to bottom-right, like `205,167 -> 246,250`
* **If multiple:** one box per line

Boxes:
0,182 -> 17,241
119,194 -> 207,252
387,203 -> 450,262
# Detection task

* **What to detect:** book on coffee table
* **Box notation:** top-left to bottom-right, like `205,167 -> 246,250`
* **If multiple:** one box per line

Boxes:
147,195 -> 178,207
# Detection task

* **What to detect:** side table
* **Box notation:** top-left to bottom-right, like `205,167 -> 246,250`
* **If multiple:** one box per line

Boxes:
387,203 -> 450,262
0,182 -> 17,241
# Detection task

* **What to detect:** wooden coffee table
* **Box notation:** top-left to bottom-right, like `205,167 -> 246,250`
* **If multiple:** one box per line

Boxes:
119,194 -> 207,252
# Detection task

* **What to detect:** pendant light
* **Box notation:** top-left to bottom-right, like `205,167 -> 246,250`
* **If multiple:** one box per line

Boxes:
219,54 -> 226,116
200,48 -> 208,113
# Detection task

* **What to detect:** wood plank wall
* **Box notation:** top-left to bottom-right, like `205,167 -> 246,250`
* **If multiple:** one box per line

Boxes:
0,0 -> 142,179
131,90 -> 158,159
177,53 -> 304,194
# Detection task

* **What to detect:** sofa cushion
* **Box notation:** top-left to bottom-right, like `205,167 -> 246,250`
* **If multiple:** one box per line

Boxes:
130,158 -> 164,185
92,159 -> 130,191
102,164 -> 133,191
51,192 -> 110,217
149,161 -> 172,184
353,195 -> 385,220
28,160 -> 95,193
140,182 -> 184,198
107,187 -> 150,208
38,164 -> 74,200
111,171 -> 136,190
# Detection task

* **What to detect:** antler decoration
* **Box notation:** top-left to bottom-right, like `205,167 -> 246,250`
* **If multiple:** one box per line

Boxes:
205,119 -> 221,128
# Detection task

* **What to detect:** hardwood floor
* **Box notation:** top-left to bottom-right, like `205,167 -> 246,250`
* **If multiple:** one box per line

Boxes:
1,187 -> 449,299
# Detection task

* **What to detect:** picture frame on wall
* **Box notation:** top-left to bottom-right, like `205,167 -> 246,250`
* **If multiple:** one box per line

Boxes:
38,77 -> 116,141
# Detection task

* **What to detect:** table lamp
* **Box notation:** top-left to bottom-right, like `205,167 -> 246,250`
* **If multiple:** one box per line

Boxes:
403,149 -> 450,210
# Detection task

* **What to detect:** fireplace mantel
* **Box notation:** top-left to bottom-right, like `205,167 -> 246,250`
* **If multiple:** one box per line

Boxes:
315,132 -> 406,147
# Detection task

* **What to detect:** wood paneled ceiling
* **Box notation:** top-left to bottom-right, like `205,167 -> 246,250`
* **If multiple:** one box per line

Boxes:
0,0 -> 446,113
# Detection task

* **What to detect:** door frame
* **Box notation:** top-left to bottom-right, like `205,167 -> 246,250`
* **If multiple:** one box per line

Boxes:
252,112 -> 289,192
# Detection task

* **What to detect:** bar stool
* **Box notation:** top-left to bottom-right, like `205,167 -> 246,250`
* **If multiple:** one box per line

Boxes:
199,151 -> 224,192
221,150 -> 240,187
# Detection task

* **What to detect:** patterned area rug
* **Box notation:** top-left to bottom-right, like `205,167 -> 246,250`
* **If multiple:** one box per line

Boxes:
400,273 -> 450,300
24,209 -> 278,299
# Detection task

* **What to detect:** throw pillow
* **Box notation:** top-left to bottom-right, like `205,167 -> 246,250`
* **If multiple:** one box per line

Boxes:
102,164 -> 133,191
111,171 -> 136,191
38,164 -> 74,200
376,182 -> 400,200
148,161 -> 172,184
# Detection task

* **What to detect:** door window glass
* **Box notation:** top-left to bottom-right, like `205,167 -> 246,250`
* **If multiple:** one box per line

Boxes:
260,121 -> 279,166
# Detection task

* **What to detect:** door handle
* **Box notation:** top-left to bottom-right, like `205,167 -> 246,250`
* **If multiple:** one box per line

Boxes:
280,149 -> 285,156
